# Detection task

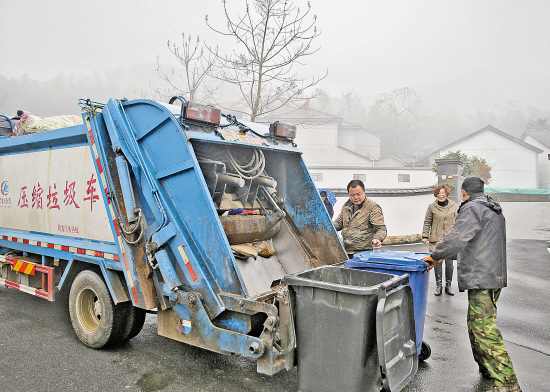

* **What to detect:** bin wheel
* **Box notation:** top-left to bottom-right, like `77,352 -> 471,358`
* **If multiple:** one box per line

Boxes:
419,341 -> 431,361
69,270 -> 127,348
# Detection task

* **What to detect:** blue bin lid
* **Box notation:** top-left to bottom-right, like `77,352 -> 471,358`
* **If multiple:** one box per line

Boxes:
347,249 -> 430,271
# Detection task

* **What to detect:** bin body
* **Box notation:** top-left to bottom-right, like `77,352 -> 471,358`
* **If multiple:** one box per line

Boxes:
345,250 -> 429,356
284,265 -> 417,392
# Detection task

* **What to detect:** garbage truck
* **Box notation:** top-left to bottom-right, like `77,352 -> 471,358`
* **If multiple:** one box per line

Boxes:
0,97 -> 417,390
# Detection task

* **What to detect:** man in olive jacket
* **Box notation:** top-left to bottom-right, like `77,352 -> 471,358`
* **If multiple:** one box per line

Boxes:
425,177 -> 521,392
333,180 -> 387,258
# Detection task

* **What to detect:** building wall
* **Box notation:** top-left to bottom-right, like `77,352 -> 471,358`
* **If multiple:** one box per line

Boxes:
331,193 -> 434,237
440,130 -> 539,188
338,129 -> 381,159
294,121 -> 339,147
300,146 -> 376,166
293,120 -> 382,166
310,167 -> 436,189
523,135 -> 550,188
330,198 -> 550,238
294,121 -> 376,166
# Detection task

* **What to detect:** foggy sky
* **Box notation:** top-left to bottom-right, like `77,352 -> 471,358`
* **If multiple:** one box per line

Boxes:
1,0 -> 550,115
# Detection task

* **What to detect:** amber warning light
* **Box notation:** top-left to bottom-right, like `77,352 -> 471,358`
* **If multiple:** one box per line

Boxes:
185,103 -> 221,125
269,121 -> 297,139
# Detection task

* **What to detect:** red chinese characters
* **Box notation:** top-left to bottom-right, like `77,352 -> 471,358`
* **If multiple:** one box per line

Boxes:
58,224 -> 80,234
64,181 -> 80,209
18,177 -> 101,212
18,186 -> 29,208
32,183 -> 43,209
47,184 -> 60,210
83,174 -> 99,212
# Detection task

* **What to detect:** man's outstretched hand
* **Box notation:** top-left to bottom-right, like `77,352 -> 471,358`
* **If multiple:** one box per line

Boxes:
423,255 -> 442,270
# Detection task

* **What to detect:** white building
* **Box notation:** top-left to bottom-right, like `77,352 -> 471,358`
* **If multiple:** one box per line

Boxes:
417,125 -> 542,188
520,130 -> 550,188
258,105 -> 381,166
259,104 -> 438,237
259,104 -> 436,189
308,166 -> 435,190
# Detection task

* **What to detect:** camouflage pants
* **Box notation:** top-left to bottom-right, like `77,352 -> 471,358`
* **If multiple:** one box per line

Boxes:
467,289 -> 519,387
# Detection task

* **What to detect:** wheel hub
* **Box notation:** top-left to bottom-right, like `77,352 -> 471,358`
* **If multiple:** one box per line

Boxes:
76,288 -> 102,333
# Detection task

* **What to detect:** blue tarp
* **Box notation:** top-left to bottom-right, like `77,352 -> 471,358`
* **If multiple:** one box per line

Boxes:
485,187 -> 550,195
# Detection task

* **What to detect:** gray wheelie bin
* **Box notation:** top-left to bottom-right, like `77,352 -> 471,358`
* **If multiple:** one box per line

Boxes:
283,265 -> 418,392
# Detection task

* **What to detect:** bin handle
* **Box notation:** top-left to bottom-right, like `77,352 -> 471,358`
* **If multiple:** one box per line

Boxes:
379,273 -> 409,294
283,267 -> 410,296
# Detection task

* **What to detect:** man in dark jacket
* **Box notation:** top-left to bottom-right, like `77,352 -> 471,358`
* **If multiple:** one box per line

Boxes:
424,177 -> 521,392
320,191 -> 334,218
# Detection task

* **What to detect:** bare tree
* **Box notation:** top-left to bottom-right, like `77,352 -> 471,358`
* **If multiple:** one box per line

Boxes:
205,0 -> 326,121
155,33 -> 217,103
309,88 -> 335,114
375,87 -> 423,156
493,99 -> 526,136
340,88 -> 363,123
526,117 -> 550,131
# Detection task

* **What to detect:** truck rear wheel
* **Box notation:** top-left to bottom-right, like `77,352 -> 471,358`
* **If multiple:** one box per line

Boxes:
69,270 -> 126,348
120,304 -> 146,342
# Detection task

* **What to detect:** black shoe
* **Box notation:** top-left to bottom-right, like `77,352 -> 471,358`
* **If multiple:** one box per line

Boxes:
434,282 -> 442,296
445,281 -> 454,296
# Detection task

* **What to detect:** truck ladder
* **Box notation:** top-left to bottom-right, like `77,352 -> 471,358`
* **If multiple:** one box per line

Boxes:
0,255 -> 55,301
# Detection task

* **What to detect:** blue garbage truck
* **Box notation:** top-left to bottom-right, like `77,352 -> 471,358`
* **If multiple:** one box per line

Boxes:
0,97 -> 417,389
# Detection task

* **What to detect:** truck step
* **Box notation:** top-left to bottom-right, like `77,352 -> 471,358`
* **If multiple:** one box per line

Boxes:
0,255 -> 55,301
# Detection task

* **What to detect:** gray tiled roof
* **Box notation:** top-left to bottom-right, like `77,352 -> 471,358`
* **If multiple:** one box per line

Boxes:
437,125 -> 543,153
257,107 -> 341,123
521,130 -> 550,149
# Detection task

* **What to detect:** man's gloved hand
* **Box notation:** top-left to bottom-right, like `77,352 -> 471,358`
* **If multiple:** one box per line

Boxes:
423,255 -> 442,270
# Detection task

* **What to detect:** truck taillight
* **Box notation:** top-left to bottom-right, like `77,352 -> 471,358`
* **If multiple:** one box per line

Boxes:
269,121 -> 297,139
186,103 -> 221,126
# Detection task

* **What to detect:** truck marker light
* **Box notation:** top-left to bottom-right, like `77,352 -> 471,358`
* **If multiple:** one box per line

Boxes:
269,121 -> 297,139
185,103 -> 221,126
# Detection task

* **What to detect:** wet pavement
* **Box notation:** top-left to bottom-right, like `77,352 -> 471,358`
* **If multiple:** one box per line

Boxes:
0,239 -> 548,392
392,240 -> 550,392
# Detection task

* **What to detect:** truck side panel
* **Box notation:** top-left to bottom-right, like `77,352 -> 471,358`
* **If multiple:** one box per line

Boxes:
0,126 -> 117,253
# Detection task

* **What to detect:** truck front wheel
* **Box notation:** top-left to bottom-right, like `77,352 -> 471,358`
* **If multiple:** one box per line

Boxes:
69,270 -> 126,348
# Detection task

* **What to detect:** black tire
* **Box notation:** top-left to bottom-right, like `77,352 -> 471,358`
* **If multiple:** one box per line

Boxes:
418,341 -> 431,361
120,304 -> 147,342
68,270 -> 127,348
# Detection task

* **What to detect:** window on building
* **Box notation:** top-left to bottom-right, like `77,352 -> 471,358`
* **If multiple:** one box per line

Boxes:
353,174 -> 366,182
547,154 -> 550,160
311,173 -> 323,181
398,174 -> 410,182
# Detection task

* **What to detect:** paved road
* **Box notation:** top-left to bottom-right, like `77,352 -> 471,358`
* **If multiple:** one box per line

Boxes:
395,240 -> 550,392
1,239 -> 548,392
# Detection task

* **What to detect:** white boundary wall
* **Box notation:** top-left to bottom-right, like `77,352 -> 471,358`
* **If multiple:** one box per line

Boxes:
332,193 -> 435,237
